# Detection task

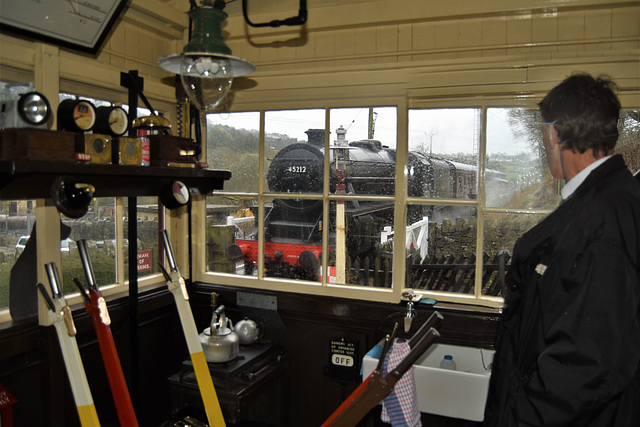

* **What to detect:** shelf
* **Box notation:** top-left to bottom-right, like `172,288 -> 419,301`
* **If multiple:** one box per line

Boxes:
0,159 -> 231,199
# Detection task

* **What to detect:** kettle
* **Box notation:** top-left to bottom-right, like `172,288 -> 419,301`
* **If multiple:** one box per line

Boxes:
234,317 -> 262,345
199,305 -> 239,363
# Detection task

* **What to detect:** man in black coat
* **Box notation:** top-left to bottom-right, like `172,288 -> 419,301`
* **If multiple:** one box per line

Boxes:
484,73 -> 640,426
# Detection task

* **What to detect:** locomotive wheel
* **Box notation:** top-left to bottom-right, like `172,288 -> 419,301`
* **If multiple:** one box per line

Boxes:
299,250 -> 319,270
226,244 -> 243,262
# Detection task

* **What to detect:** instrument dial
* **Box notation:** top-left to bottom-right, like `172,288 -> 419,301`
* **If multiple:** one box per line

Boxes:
58,99 -> 96,133
95,105 -> 129,136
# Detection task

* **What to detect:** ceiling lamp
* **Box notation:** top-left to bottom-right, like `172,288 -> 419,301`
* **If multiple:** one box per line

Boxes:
158,0 -> 255,112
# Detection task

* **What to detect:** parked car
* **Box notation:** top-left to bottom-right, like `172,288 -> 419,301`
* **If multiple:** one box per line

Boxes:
96,239 -> 129,248
60,238 -> 74,252
14,235 -> 29,256
15,235 -> 74,256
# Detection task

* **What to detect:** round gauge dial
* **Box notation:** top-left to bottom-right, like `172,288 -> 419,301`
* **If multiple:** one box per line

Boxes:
160,181 -> 191,210
95,105 -> 129,136
58,99 -> 96,132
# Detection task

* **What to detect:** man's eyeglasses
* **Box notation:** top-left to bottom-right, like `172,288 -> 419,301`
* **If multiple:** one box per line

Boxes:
538,121 -> 557,134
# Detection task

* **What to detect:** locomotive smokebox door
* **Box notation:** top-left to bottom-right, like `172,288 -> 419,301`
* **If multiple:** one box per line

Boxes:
326,337 -> 360,382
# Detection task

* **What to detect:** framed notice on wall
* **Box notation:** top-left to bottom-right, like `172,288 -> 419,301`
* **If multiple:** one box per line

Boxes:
0,0 -> 129,55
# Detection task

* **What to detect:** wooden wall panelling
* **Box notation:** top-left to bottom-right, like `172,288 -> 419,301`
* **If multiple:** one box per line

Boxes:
0,35 -> 35,71
220,1 -> 638,108
612,5 -> 640,39
0,288 -> 187,426
189,283 -> 500,427
0,323 -> 46,425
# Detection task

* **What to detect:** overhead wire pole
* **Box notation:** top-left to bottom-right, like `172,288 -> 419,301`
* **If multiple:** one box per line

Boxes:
368,107 -> 376,139
425,131 -> 437,155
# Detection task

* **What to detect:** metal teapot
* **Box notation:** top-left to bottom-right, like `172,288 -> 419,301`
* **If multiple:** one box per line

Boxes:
199,305 -> 239,363
234,317 -> 262,345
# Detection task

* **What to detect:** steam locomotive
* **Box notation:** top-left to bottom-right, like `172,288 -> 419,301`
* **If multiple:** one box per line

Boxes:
232,128 -> 507,280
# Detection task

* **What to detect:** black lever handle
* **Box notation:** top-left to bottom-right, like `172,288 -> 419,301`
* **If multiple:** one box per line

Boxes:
409,311 -> 443,348
45,262 -> 63,299
77,239 -> 98,290
161,230 -> 178,272
72,278 -> 91,303
37,283 -> 57,312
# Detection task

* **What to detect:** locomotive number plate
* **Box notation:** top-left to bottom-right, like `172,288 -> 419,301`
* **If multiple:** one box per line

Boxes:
286,166 -> 307,173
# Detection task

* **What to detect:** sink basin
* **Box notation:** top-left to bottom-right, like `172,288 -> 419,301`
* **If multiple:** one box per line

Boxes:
362,342 -> 495,422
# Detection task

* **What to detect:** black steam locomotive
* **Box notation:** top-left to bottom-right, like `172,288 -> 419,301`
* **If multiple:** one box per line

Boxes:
233,129 -> 506,280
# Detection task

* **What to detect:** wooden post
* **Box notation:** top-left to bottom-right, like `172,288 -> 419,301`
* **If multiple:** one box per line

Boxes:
336,200 -> 346,283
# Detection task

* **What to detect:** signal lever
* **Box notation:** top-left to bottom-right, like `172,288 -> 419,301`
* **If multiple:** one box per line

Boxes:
75,239 -> 138,426
160,229 -> 226,427
38,262 -> 100,426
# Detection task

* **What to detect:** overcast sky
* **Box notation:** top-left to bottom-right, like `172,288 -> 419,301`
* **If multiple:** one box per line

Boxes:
208,107 -> 536,157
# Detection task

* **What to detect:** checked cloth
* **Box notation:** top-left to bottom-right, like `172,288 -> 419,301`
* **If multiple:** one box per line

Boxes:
381,339 -> 421,426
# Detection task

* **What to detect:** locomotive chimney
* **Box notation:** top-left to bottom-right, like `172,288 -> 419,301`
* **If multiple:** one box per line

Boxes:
335,125 -> 347,146
305,128 -> 326,147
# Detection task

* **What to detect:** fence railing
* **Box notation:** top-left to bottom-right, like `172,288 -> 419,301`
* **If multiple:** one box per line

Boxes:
344,250 -> 510,297
409,251 -> 510,296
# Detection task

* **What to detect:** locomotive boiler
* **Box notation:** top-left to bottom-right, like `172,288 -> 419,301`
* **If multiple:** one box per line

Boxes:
232,128 -> 498,280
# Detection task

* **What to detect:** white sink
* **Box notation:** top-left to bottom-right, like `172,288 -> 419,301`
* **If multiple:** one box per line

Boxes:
362,342 -> 495,422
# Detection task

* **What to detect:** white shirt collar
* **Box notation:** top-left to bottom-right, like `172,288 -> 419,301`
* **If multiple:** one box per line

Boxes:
561,155 -> 612,200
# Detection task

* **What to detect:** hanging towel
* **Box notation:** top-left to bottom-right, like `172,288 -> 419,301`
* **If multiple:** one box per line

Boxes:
381,339 -> 421,426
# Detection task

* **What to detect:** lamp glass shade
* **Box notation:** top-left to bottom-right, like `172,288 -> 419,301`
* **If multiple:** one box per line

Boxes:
180,54 -> 232,112
157,3 -> 254,111
19,92 -> 50,125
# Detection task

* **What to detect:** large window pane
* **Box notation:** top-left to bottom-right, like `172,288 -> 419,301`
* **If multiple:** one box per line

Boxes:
481,212 -> 547,297
61,198 -> 118,292
408,109 -> 480,200
0,198 -> 124,317
330,107 -> 397,148
205,194 -> 257,276
617,110 -> 640,176
0,200 -> 35,313
324,107 -> 396,286
205,111 -> 260,275
123,197 -> 160,280
327,198 -> 394,288
406,204 -> 477,294
329,107 -> 398,196
260,194 -> 323,282
486,108 -> 559,209
265,109 -> 325,194
207,112 -> 259,192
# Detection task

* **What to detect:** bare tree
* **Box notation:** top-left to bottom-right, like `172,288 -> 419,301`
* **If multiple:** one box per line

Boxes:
616,111 -> 640,173
508,108 -> 640,175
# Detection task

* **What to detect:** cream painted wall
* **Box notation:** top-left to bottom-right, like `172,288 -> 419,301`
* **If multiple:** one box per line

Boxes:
1,0 -> 638,114
218,0 -> 639,110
